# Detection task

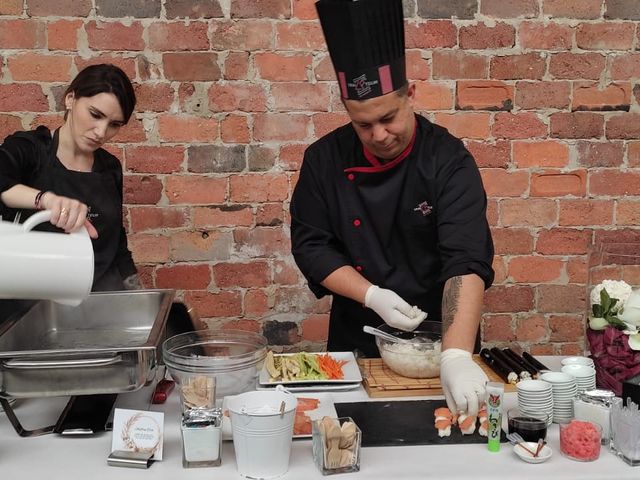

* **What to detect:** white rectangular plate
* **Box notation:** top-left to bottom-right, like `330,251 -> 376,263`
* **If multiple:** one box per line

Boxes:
258,351 -> 363,386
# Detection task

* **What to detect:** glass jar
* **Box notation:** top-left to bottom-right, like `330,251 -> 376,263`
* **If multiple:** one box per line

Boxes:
610,397 -> 640,466
181,408 -> 223,468
559,420 -> 602,462
312,417 -> 361,475
572,389 -> 617,445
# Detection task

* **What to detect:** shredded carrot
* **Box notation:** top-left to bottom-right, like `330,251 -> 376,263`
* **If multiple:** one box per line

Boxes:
317,353 -> 348,380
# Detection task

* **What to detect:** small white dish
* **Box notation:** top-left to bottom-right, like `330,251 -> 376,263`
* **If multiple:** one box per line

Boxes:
561,356 -> 594,367
513,442 -> 553,464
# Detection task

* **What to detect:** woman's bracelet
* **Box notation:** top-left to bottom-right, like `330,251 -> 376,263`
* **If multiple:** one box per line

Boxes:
34,190 -> 47,210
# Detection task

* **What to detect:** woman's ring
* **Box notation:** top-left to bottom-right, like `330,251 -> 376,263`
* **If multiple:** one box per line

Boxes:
60,208 -> 68,216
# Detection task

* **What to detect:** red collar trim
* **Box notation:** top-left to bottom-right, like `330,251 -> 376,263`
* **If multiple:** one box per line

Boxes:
345,120 -> 417,174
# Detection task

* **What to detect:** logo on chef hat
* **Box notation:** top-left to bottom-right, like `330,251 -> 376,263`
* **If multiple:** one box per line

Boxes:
352,74 -> 372,98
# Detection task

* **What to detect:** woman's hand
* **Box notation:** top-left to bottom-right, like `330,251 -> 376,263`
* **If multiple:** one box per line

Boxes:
40,191 -> 99,239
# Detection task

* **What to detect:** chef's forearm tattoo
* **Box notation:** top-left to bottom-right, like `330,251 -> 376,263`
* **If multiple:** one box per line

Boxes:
442,276 -> 462,335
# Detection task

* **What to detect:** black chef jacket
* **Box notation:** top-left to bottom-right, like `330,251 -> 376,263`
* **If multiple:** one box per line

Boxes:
290,114 -> 494,356
0,126 -> 136,291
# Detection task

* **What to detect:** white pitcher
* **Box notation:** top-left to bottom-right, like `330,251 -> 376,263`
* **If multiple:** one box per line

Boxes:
0,210 -> 94,305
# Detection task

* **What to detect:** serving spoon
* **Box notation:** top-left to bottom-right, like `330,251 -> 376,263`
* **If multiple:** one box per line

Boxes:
362,325 -> 411,344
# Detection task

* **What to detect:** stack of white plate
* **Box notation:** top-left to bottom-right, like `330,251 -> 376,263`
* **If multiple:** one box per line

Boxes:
560,364 -> 596,393
539,371 -> 578,423
516,379 -> 553,426
560,356 -> 595,368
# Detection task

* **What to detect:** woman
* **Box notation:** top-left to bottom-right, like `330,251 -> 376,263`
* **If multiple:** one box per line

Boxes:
0,64 -> 140,291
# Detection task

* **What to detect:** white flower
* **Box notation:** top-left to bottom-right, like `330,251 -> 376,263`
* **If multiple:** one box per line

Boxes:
628,333 -> 640,351
619,290 -> 640,329
589,316 -> 609,330
591,280 -> 632,312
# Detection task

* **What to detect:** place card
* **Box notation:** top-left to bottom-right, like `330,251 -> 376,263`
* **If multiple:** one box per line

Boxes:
111,408 -> 164,461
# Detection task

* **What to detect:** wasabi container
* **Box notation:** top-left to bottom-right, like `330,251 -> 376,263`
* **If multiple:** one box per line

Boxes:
486,381 -> 504,452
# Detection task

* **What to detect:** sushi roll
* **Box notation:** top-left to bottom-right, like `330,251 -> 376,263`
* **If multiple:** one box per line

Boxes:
458,413 -> 477,435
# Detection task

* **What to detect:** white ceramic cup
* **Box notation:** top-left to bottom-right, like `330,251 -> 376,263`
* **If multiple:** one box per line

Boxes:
0,210 -> 94,305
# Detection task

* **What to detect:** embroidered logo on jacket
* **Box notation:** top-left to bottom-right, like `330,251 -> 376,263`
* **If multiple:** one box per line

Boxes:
413,201 -> 433,216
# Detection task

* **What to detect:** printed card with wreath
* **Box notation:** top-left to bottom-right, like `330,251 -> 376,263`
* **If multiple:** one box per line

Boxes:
111,408 -> 165,461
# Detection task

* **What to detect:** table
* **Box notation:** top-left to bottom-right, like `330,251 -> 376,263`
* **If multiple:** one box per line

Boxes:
0,357 -> 635,479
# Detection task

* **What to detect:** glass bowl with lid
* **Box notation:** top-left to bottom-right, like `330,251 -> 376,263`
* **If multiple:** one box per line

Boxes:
375,321 -> 442,378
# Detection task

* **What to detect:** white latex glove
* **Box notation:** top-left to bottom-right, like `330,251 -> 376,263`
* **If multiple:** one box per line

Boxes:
440,348 -> 488,417
364,285 -> 427,331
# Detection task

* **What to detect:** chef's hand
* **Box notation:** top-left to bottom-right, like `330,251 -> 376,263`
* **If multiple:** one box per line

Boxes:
364,285 -> 427,331
40,191 -> 98,239
440,348 -> 488,417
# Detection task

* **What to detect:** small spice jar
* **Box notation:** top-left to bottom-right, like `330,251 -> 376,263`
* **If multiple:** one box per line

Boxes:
573,389 -> 617,445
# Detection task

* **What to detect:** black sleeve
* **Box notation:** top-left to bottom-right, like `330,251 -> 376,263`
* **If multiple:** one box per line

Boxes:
110,164 -> 137,279
290,147 -> 352,298
0,131 -> 44,201
434,139 -> 494,288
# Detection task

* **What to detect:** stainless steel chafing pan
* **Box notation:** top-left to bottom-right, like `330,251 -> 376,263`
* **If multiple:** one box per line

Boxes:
0,289 -> 174,398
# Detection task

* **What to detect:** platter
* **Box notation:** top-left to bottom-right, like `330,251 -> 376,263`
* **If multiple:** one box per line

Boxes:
258,351 -> 362,386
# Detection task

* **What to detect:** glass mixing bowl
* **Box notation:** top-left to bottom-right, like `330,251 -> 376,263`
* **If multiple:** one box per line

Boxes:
375,321 -> 442,378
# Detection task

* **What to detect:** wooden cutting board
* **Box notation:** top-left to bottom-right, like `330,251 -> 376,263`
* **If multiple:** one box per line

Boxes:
358,354 -> 517,398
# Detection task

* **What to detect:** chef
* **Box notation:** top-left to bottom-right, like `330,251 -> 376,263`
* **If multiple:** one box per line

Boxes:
290,0 -> 494,416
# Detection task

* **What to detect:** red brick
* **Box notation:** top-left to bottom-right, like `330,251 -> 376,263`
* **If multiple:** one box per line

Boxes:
515,314 -> 548,342
8,54 -> 72,82
224,51 -> 249,80
543,0 -> 603,19
559,200 -> 614,226
0,0 -> 21,14
530,343 -> 555,355
312,113 -> 350,138
156,264 -> 211,289
480,0 -> 539,17
193,205 -> 253,228
433,113 -> 491,139
406,50 -> 430,80
0,19 -> 45,49
210,20 -> 273,50
229,174 -> 289,202
481,169 -> 529,197
606,113 -> 640,139
611,54 -> 640,81
494,255 -> 509,285
531,170 -> 586,197
572,82 -> 631,111
112,118 -> 146,144
230,0 -> 290,19
221,114 -> 251,143
163,52 -> 221,81
0,84 -> 50,112
213,262 -> 270,288
255,52 -> 311,81
253,113 -> 310,142
125,146 -> 184,174
185,290 -> 242,317
257,203 -> 285,226
518,21 -> 573,50
559,343 -> 585,356
482,315 -> 516,342
272,260 -> 299,286
47,20 -> 83,51
500,199 -> 557,227
616,200 -> 640,225
576,22 -> 635,50
466,140 -> 510,168
123,175 -> 163,205
165,175 -> 226,204
148,21 -> 209,51
0,115 -> 23,141
590,170 -> 640,196
208,83 -> 267,112
432,51 -> 488,80
275,22 -> 324,50
484,285 -> 535,313
129,234 -> 170,263
165,0 -> 223,18
605,0 -> 640,20
456,80 -> 513,111
566,257 -> 588,284
74,55 -> 136,79
576,141 -> 624,168
413,82 -> 454,110
273,286 -> 330,313
134,83 -> 174,113
514,81 -> 570,110
537,284 -> 586,313
129,206 -> 189,232
280,144 -> 306,171
493,112 -> 547,139
459,22 -> 515,49
86,21 -> 144,51
536,228 -> 592,255
508,256 -> 564,282
234,227 -> 291,257
313,55 -> 334,81
630,142 -> 640,167
271,83 -> 330,112
170,230 -> 234,262
292,0 -> 317,20
490,53 -> 546,80
513,140 -> 569,168
405,20 -> 457,49
301,314 -> 329,342
491,228 -> 534,255
243,290 -> 270,317
549,53 -> 606,80
27,0 -> 91,15
29,114 -> 64,131
550,112 -> 604,139
158,115 -> 219,142
487,199 -> 499,226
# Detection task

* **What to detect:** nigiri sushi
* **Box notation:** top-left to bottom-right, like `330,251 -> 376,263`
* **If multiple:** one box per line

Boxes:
457,413 -> 477,435
478,419 -> 489,437
435,418 -> 452,437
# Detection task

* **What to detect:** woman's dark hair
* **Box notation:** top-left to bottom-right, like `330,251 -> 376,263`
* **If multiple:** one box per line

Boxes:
64,64 -> 136,123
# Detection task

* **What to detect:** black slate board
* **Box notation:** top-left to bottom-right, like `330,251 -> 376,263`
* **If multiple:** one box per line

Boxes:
335,400 -> 507,447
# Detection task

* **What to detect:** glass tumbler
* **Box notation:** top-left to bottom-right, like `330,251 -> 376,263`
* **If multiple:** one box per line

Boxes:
312,417 -> 361,475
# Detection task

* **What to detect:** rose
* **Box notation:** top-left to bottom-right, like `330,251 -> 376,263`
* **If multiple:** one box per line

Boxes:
589,280 -> 640,351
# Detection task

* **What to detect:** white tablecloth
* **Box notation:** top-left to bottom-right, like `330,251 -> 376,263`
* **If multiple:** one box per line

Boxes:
0,357 -> 635,479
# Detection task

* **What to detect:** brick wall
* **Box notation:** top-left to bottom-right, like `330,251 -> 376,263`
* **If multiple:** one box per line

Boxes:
1,0 -> 639,354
